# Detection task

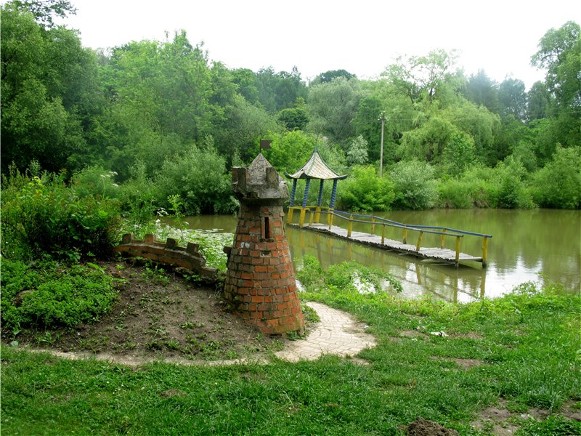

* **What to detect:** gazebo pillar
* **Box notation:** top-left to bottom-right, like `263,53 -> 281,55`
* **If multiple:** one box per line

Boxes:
289,179 -> 297,206
328,179 -> 339,228
299,178 -> 311,227
315,179 -> 324,223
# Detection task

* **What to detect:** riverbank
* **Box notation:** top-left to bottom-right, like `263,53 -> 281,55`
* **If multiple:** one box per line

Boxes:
2,275 -> 579,435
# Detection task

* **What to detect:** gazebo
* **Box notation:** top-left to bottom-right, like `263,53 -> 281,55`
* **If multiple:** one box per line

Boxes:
286,150 -> 347,226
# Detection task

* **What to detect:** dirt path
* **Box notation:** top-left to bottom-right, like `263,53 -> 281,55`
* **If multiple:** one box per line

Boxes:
19,301 -> 376,367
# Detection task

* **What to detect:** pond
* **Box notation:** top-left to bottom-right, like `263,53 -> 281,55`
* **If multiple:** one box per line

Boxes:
172,209 -> 580,302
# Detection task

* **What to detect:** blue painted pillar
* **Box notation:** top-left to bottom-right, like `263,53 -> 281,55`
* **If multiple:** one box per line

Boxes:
330,179 -> 338,209
289,179 -> 297,206
302,179 -> 311,207
317,179 -> 324,206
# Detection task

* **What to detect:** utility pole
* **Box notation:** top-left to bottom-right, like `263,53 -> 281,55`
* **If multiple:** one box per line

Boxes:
379,112 -> 385,177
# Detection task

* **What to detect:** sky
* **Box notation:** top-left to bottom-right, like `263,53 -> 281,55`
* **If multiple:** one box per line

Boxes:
60,0 -> 579,89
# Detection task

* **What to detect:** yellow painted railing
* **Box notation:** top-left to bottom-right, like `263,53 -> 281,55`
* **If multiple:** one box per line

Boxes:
286,206 -> 492,267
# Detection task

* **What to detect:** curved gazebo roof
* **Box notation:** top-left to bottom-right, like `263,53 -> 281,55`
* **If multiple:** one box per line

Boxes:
286,150 -> 346,209
286,150 -> 347,180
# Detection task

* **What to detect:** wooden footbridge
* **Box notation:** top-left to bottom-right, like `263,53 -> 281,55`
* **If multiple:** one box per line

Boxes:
286,207 -> 492,268
283,150 -> 492,268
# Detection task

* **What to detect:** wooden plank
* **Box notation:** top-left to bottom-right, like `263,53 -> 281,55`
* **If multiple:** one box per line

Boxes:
289,222 -> 483,267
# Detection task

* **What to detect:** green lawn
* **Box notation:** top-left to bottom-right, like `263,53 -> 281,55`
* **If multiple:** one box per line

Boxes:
2,281 -> 580,435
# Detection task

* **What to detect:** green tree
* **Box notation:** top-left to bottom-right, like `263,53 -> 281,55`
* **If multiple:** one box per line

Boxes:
154,145 -> 236,215
11,0 -> 76,27
307,77 -> 361,145
310,69 -> 356,85
531,21 -> 581,147
264,130 -> 319,175
346,136 -> 369,166
498,78 -> 527,121
383,49 -> 460,104
444,101 -> 501,166
526,81 -> 551,121
213,95 -> 280,164
231,68 -> 260,104
1,4 -> 94,174
398,116 -> 464,165
94,33 -> 218,179
255,67 -> 307,113
464,70 -> 500,113
277,99 -> 309,131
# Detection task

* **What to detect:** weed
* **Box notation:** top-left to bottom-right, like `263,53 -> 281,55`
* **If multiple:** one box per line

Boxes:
1,259 -> 118,332
143,264 -> 171,286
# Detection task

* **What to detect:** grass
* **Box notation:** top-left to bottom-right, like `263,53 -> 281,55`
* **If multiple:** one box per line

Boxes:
2,279 -> 580,435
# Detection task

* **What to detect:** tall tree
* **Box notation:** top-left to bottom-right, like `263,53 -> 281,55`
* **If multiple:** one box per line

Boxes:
307,77 -> 361,146
310,69 -> 356,86
11,0 -> 76,27
382,49 -> 460,105
531,21 -> 581,147
498,78 -> 527,121
464,70 -> 500,113
1,3 -> 95,173
526,81 -> 551,121
255,67 -> 307,113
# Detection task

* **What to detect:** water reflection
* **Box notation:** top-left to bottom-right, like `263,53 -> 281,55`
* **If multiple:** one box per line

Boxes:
169,209 -> 580,302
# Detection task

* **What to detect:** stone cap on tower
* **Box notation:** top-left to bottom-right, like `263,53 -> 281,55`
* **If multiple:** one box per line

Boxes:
231,153 -> 288,203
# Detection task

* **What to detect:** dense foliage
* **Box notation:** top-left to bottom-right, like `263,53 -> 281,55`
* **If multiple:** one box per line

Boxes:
1,1 -> 579,211
1,166 -> 121,262
1,259 -> 118,332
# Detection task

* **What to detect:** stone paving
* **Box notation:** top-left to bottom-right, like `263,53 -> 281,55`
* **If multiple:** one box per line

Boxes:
275,301 -> 376,362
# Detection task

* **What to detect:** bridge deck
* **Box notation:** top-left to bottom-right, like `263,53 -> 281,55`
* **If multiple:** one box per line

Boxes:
290,223 -> 483,265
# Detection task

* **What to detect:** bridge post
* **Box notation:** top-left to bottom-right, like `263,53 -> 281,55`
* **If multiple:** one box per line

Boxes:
299,208 -> 306,227
415,231 -> 423,252
440,229 -> 447,248
286,207 -> 294,224
455,236 -> 462,266
381,223 -> 385,245
402,227 -> 408,244
347,214 -> 353,238
482,236 -> 489,267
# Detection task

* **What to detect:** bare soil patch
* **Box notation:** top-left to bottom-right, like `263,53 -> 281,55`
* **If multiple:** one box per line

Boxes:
4,260 -> 283,363
405,418 -> 459,435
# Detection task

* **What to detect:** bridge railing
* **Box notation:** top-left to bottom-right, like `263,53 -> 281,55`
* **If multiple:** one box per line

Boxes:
286,206 -> 492,266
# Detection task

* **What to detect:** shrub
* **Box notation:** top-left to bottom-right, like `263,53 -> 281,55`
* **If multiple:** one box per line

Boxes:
154,145 -> 237,215
1,259 -> 118,332
488,157 -> 535,209
337,165 -> 394,212
530,146 -> 581,209
437,177 -> 474,208
1,168 -> 121,261
390,160 -> 438,210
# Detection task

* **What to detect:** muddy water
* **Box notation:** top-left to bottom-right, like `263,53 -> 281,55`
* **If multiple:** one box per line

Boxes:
176,209 -> 579,302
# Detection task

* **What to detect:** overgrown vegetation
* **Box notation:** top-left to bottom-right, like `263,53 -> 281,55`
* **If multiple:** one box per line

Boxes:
1,259 -> 118,333
2,1 -> 580,213
1,165 -> 121,262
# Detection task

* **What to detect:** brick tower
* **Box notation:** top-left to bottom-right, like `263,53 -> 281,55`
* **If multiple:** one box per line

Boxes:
223,154 -> 305,335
